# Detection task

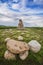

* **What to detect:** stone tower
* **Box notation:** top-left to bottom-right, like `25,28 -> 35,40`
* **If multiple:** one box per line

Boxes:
18,19 -> 24,29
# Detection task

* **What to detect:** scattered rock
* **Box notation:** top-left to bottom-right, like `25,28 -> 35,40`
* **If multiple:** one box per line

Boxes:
5,38 -> 10,42
28,40 -> 41,53
21,32 -> 25,35
17,31 -> 21,32
4,50 -> 16,60
19,51 -> 29,60
24,31 -> 28,33
26,34 -> 29,37
2,33 -> 5,36
9,29 -> 12,31
18,36 -> 23,41
6,38 -> 29,54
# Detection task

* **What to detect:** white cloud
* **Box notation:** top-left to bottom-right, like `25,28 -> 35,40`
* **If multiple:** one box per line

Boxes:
34,0 -> 43,4
0,3 -> 21,18
0,16 -> 14,22
0,2 -> 43,27
13,0 -> 19,2
20,8 -> 43,15
11,3 -> 19,9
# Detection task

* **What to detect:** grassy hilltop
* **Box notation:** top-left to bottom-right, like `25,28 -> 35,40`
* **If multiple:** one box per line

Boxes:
0,27 -> 43,65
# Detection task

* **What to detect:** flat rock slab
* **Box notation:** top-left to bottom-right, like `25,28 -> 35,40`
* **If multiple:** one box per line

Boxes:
6,39 -> 29,54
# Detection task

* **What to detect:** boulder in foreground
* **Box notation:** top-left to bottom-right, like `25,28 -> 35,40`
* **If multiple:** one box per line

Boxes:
4,50 -> 16,60
6,38 -> 29,54
28,40 -> 41,53
19,51 -> 29,60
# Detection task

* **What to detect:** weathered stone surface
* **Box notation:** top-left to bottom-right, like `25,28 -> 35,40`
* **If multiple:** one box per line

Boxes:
28,40 -> 41,53
18,19 -> 24,29
19,51 -> 29,60
18,36 -> 23,41
4,50 -> 16,60
6,39 -> 29,54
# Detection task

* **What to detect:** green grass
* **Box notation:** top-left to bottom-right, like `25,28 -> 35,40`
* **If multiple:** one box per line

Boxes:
0,27 -> 43,65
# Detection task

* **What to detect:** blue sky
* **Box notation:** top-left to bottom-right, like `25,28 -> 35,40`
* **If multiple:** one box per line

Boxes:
0,0 -> 43,27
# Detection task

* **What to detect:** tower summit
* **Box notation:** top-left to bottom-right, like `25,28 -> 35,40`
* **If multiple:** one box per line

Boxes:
18,19 -> 24,29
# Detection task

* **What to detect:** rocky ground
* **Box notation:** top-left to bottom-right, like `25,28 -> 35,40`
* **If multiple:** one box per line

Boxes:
0,27 -> 43,65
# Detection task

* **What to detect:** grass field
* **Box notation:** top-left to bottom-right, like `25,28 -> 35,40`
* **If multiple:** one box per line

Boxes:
0,27 -> 43,65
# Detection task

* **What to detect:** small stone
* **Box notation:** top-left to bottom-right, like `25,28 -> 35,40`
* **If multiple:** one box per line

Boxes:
28,40 -> 41,53
17,31 -> 21,32
4,50 -> 16,60
9,29 -> 12,31
24,31 -> 28,33
21,32 -> 25,35
19,51 -> 29,60
5,38 -> 10,42
2,33 -> 5,36
18,36 -> 23,41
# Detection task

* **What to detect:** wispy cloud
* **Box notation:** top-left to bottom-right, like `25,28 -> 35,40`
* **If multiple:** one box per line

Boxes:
34,0 -> 43,4
0,0 -> 43,27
